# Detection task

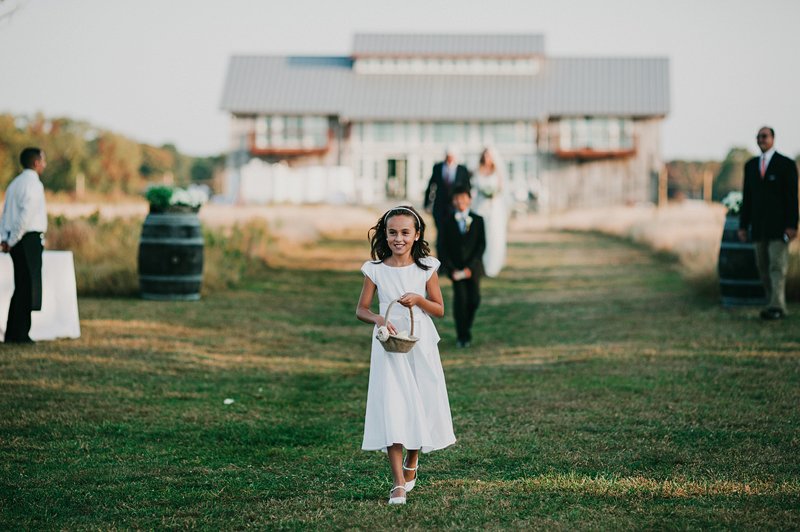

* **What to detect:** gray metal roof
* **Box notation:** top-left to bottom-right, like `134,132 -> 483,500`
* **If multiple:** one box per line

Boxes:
342,75 -> 548,120
220,56 -> 352,115
352,33 -> 545,57
220,55 -> 670,119
542,57 -> 670,116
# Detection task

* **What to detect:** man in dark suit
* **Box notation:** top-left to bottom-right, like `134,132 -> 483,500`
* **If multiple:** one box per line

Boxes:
737,126 -> 799,320
440,185 -> 486,347
424,147 -> 471,265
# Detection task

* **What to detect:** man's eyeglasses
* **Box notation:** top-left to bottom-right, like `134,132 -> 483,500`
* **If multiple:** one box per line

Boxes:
757,134 -> 771,140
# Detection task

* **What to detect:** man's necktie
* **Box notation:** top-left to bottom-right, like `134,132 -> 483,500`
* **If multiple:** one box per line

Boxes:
760,155 -> 766,178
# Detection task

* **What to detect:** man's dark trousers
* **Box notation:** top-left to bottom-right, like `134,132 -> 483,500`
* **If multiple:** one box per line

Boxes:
5,232 -> 42,342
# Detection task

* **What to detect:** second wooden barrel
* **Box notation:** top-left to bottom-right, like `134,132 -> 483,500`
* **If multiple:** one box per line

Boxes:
138,212 -> 204,301
718,215 -> 766,307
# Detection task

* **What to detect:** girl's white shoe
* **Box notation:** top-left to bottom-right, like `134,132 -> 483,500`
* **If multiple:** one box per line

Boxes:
403,463 -> 418,492
388,485 -> 406,505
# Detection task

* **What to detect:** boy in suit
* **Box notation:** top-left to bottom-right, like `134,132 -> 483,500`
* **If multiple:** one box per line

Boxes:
440,185 -> 486,348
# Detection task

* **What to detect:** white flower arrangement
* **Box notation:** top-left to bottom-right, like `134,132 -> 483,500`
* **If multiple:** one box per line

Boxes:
170,187 -> 208,208
721,191 -> 743,216
146,184 -> 210,213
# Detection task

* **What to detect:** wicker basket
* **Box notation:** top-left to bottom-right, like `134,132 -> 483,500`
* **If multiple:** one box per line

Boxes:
377,299 -> 419,353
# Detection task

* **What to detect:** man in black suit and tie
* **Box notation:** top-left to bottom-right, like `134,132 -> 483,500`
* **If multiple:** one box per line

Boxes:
737,126 -> 799,320
440,185 -> 486,348
424,147 -> 471,265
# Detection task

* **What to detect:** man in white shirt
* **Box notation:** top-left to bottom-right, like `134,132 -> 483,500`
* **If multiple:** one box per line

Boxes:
1,147 -> 48,343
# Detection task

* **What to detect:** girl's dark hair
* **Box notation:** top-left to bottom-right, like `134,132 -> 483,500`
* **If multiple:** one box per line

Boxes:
368,205 -> 431,270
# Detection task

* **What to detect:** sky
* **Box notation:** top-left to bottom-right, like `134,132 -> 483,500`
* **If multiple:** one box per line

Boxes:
1,0 -> 799,160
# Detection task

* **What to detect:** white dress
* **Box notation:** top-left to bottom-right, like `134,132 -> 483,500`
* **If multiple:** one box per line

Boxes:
360,256 -> 456,453
472,170 -> 508,277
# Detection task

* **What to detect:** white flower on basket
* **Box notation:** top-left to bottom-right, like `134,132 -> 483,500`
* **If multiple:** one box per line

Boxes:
376,326 -> 390,342
721,191 -> 743,216
395,330 -> 410,340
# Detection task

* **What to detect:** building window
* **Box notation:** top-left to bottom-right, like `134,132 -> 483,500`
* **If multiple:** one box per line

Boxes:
558,117 -> 633,151
262,115 -> 329,148
372,122 -> 396,143
304,116 -> 328,146
493,123 -> 517,144
433,122 -> 464,143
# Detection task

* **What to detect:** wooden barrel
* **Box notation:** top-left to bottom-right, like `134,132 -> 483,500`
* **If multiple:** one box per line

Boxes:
718,215 -> 766,307
138,212 -> 204,301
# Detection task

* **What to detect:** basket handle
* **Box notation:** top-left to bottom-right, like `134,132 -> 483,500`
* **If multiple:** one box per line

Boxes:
383,299 -> 415,337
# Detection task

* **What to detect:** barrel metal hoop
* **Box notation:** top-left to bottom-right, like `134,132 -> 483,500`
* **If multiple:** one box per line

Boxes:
719,279 -> 763,286
139,238 -> 205,245
139,274 -> 204,282
719,242 -> 757,250
141,292 -> 201,301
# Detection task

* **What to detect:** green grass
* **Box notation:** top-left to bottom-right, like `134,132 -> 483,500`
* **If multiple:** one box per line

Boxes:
1,230 -> 798,529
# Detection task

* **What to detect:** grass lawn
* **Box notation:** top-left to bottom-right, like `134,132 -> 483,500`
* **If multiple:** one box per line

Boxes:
1,230 -> 798,529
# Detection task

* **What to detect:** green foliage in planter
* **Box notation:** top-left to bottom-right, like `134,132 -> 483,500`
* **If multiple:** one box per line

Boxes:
144,186 -> 173,211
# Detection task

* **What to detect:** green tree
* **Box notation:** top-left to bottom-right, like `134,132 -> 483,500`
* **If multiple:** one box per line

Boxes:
40,118 -> 92,192
1,111 -> 218,196
140,144 -> 175,180
0,114 -> 27,188
87,132 -> 143,194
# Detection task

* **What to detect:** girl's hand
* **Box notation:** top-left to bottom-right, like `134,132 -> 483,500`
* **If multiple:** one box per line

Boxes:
397,293 -> 421,308
377,316 -> 398,335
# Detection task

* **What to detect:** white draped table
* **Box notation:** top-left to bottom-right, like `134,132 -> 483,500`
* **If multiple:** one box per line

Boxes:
0,250 -> 81,341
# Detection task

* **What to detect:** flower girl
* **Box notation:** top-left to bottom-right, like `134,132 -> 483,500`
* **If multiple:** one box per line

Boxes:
355,206 -> 456,505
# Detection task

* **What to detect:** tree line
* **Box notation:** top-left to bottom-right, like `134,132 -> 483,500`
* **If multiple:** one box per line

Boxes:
4,112 -> 797,204
0,113 -> 224,196
667,148 -> 800,202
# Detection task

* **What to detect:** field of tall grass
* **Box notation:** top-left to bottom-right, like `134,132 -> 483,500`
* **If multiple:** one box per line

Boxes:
41,201 -> 800,301
45,213 -> 275,297
512,200 -> 800,300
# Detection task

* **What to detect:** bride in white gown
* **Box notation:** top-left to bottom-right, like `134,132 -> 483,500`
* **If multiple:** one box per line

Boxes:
471,147 -> 508,278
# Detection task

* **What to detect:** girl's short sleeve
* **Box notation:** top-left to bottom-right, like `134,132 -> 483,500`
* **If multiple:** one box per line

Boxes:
361,261 -> 377,284
423,256 -> 441,281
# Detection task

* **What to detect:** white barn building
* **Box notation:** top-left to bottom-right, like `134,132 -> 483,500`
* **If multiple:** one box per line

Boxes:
220,33 -> 670,212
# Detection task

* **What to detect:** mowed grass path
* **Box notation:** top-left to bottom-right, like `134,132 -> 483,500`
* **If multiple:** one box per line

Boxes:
1,230 -> 799,529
